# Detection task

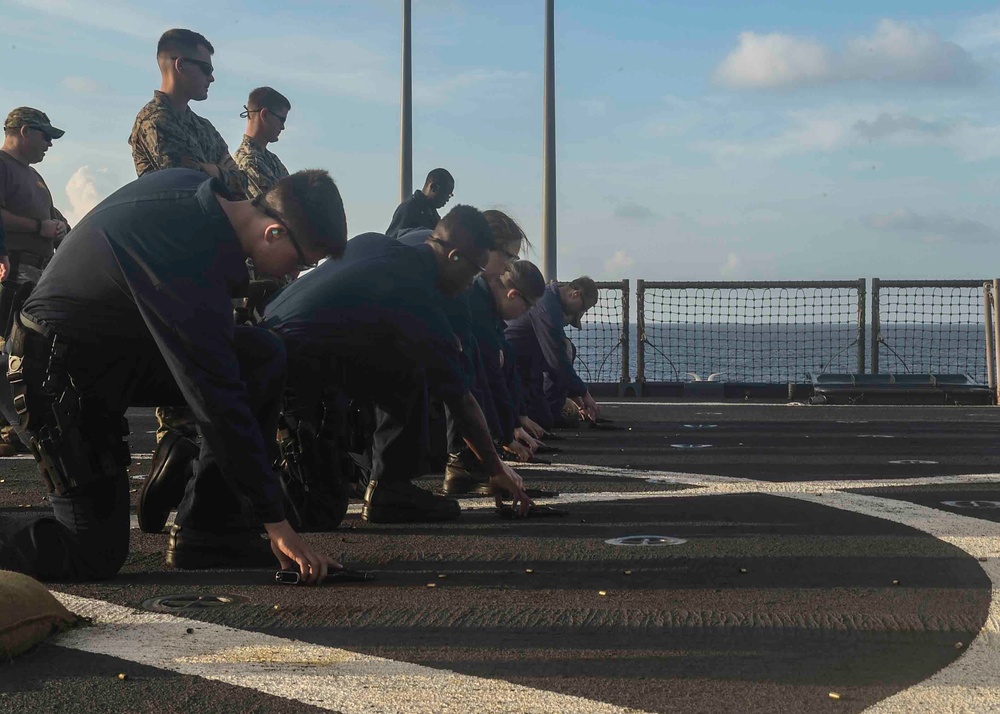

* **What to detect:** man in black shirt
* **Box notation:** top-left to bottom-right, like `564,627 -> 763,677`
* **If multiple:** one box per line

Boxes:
1,168 -> 348,583
264,205 -> 533,522
385,168 -> 454,239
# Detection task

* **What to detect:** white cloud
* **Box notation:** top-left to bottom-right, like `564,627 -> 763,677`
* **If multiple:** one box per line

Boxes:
865,209 -> 998,244
64,166 -> 107,225
604,250 -> 634,274
715,19 -> 985,90
720,253 -> 741,278
844,20 -> 984,85
61,75 -> 101,93
714,32 -> 831,90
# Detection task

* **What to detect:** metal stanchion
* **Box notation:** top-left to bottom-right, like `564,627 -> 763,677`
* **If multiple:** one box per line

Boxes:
993,279 -> 1000,404
984,282 -> 995,398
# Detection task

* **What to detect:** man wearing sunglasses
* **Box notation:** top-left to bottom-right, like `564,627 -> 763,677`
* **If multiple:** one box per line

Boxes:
130,28 -> 247,446
234,87 -> 291,200
0,108 -> 70,343
129,29 -> 246,200
1,168 -> 347,584
386,168 -> 455,239
263,205 -> 534,524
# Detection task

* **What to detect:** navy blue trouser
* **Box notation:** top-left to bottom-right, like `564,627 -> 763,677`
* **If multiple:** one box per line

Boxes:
281,339 -> 426,485
0,325 -> 284,581
514,349 -> 554,431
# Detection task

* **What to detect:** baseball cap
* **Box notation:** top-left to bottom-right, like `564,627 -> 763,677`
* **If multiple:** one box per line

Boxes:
4,107 -> 65,139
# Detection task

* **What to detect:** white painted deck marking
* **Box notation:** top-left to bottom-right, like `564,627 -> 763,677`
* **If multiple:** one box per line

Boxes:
52,592 -> 651,714
48,457 -> 1000,711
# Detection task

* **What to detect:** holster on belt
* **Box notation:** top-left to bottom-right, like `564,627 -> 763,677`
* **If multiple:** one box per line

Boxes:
6,313 -> 99,495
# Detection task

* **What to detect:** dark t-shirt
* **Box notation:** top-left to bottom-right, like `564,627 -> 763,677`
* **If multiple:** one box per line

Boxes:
385,191 -> 440,239
264,232 -> 469,402
0,150 -> 61,255
23,169 -> 284,522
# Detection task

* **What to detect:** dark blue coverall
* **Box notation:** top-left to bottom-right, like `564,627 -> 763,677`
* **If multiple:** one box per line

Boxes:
263,233 -> 471,485
0,170 -> 286,581
504,283 -> 587,429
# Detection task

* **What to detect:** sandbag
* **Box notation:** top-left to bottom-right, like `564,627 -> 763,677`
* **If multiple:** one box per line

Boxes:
0,569 -> 81,660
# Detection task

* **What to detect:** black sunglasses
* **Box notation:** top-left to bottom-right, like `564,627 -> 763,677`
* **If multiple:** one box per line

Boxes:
241,107 -> 286,126
175,56 -> 214,76
30,127 -> 52,142
253,199 -> 318,270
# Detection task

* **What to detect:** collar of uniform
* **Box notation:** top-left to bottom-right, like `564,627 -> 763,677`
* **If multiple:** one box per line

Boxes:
196,175 -> 235,212
412,242 -> 440,285
473,274 -> 498,320
195,177 -> 246,293
242,134 -> 268,152
153,90 -> 190,118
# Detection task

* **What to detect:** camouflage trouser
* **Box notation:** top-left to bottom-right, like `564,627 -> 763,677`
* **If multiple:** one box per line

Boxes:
155,405 -> 199,442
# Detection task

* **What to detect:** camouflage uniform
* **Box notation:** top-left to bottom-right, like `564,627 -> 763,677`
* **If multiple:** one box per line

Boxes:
129,91 -> 247,199
129,92 -> 244,440
233,134 -> 289,199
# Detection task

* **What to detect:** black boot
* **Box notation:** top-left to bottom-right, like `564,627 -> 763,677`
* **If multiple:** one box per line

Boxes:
138,431 -> 198,533
165,525 -> 275,569
362,480 -> 461,523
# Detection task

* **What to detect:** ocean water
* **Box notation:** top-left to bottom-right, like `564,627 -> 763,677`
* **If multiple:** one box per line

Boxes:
574,322 -> 989,385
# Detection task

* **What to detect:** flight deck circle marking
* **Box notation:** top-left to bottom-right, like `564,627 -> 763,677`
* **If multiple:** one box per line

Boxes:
142,593 -> 248,613
941,500 -> 1000,510
605,535 -> 687,547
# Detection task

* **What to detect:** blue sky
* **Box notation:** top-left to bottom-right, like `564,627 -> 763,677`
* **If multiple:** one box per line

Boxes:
3,0 -> 1000,282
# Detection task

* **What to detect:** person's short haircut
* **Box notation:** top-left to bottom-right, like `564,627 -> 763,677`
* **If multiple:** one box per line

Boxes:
500,260 -> 546,304
484,209 -> 532,256
257,170 -> 348,259
425,168 -> 454,189
437,204 -> 492,254
569,276 -> 599,307
157,29 -> 214,59
247,87 -> 291,113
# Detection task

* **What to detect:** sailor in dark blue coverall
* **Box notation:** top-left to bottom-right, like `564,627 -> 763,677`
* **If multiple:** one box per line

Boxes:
396,228 -> 511,478
443,261 -> 547,494
264,205 -> 533,523
505,278 -> 601,429
0,168 -> 347,583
